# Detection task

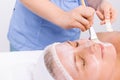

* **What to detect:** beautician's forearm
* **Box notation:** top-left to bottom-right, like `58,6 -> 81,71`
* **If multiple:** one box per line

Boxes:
87,0 -> 103,10
20,0 -> 67,28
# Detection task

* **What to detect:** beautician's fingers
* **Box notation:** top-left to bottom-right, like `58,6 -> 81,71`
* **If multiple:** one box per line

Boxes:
65,6 -> 95,31
96,7 -> 111,25
104,7 -> 111,20
96,0 -> 117,25
73,15 -> 92,31
80,6 -> 95,27
96,11 -> 104,20
104,6 -> 117,23
96,10 -> 109,25
102,7 -> 111,25
97,8 -> 117,25
110,8 -> 117,23
71,21 -> 87,31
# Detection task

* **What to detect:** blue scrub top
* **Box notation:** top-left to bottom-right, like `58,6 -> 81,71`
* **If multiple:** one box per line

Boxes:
8,0 -> 82,51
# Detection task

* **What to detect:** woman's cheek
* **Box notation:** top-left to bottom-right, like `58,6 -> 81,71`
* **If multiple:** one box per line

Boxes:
85,55 -> 102,80
100,47 -> 116,80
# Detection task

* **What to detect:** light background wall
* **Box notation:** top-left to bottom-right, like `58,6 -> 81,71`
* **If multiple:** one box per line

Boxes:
0,0 -> 119,52
0,0 -> 16,52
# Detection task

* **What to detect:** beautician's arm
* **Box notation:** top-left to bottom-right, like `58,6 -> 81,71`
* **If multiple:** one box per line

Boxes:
20,0 -> 67,28
20,0 -> 95,31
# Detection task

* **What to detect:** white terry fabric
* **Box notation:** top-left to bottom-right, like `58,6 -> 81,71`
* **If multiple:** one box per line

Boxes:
0,50 -> 53,80
32,50 -> 54,80
0,43 -> 74,80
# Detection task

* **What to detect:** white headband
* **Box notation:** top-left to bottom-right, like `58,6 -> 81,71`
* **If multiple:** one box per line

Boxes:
49,43 -> 73,80
33,42 -> 73,80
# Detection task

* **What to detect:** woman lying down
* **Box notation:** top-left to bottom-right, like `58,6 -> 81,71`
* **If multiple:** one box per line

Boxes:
0,31 -> 120,80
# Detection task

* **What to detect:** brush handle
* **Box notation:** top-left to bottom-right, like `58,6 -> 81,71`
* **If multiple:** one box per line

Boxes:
81,0 -> 86,6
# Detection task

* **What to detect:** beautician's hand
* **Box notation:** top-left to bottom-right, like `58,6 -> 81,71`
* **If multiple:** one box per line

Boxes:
96,0 -> 117,25
63,6 -> 95,31
21,0 -> 95,32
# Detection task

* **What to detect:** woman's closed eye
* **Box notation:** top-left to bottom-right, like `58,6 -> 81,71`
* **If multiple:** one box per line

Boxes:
75,55 -> 86,72
78,56 -> 85,67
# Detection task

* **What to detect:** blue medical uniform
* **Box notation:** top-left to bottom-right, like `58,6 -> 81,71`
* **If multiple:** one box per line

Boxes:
8,0 -> 82,51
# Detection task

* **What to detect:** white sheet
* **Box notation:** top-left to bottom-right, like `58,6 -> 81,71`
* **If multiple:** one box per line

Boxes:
0,51 -> 43,80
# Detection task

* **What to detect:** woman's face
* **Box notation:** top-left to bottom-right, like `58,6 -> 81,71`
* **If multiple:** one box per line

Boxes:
55,39 -> 116,80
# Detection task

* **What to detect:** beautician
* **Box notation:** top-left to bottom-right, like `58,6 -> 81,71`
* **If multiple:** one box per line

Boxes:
7,0 -> 117,51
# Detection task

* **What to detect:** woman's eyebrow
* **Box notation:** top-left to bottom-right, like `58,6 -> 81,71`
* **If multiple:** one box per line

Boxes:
67,41 -> 73,46
67,41 -> 79,47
